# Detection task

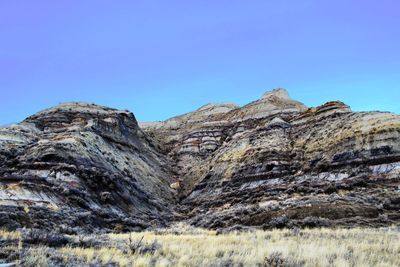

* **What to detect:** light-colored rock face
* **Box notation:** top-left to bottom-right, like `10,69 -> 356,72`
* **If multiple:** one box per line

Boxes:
261,88 -> 290,100
224,88 -> 307,122
142,89 -> 400,229
139,103 -> 239,131
140,88 -> 306,159
1,90 -> 400,232
266,117 -> 290,128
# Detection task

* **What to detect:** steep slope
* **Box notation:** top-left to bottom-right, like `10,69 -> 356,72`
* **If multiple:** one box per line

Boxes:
142,89 -> 400,229
1,89 -> 399,232
140,89 -> 308,194
0,102 -> 176,233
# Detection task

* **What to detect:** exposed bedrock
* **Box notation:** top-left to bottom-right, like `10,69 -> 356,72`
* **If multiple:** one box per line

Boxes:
142,89 -> 400,229
1,88 -> 400,232
0,103 -> 177,233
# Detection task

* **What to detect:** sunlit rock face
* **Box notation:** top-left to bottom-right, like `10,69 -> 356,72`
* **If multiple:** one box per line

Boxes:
143,89 -> 400,229
1,89 -> 400,232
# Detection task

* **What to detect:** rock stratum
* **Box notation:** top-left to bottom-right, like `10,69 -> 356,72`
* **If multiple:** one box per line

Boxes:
0,103 -> 176,233
1,89 -> 399,233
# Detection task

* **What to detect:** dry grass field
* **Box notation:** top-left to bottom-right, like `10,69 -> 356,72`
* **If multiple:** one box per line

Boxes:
1,224 -> 399,266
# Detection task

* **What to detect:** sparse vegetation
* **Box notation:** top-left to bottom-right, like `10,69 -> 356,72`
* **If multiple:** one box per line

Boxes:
0,224 -> 399,266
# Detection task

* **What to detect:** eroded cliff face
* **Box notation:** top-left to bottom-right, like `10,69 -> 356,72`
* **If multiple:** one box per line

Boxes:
142,89 -> 400,229
0,103 -> 176,233
1,89 -> 399,232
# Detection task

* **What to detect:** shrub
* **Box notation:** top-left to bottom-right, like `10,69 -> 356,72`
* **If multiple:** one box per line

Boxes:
264,252 -> 304,267
21,229 -> 72,247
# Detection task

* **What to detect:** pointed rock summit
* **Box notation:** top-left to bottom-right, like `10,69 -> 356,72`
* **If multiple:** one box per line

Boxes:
220,88 -> 307,121
261,88 -> 290,100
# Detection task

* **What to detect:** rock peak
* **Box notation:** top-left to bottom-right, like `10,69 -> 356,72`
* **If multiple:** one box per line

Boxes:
27,102 -> 131,120
1,88 -> 400,234
261,88 -> 290,100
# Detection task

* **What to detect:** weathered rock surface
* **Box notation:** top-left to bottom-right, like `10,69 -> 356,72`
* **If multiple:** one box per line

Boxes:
0,102 -> 177,233
142,89 -> 400,229
1,89 -> 400,232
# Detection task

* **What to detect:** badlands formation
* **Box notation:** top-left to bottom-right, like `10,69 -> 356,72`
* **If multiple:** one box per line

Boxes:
0,89 -> 399,233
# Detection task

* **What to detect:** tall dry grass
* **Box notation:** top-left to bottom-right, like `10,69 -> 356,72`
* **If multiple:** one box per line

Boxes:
1,224 -> 399,266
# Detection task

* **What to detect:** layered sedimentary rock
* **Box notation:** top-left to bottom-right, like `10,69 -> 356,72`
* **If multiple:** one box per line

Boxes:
142,89 -> 400,229
0,103 -> 176,233
1,88 -> 400,232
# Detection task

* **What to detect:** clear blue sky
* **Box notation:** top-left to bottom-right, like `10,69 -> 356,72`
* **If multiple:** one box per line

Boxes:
1,1 -> 399,124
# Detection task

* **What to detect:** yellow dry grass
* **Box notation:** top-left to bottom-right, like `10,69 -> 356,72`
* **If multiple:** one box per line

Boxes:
1,225 -> 399,266
0,229 -> 20,240
63,227 -> 400,266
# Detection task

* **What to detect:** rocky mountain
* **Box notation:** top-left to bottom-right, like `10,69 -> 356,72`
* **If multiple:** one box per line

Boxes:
1,89 -> 399,233
0,103 -> 177,233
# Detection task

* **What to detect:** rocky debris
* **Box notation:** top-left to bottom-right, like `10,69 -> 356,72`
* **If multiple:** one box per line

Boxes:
1,89 -> 400,232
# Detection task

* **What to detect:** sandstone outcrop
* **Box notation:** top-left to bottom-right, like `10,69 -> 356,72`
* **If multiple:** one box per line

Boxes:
1,89 -> 399,232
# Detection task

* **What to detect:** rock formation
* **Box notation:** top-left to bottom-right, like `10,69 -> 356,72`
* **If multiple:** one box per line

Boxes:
1,89 -> 400,232
0,103 -> 176,233
142,89 -> 400,229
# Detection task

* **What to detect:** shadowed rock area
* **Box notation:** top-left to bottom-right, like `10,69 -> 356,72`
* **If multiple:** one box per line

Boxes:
0,103 -> 177,233
1,89 -> 400,233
